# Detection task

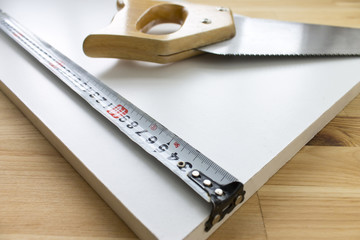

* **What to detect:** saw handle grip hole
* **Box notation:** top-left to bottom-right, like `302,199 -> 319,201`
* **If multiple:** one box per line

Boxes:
136,4 -> 187,35
145,23 -> 182,35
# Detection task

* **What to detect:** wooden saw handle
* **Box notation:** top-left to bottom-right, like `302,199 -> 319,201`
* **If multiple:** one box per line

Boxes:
83,0 -> 235,63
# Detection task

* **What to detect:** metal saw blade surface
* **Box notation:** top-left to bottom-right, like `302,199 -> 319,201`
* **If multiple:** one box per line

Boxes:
200,14 -> 360,56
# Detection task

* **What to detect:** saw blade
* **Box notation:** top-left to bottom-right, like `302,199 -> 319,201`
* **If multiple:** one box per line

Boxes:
200,14 -> 360,56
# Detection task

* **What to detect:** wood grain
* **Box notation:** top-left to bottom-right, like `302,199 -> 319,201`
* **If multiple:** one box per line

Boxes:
1,0 -> 360,239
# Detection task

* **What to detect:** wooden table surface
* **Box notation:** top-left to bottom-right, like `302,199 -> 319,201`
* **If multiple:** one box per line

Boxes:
1,0 -> 360,239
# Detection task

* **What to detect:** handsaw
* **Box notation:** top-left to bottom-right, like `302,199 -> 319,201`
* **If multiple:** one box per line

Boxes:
83,0 -> 360,63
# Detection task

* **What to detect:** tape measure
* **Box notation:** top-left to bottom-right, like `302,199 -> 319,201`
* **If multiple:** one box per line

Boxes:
0,10 -> 245,231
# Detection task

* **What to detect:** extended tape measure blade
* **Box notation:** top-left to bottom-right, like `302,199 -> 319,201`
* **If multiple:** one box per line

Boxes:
0,10 -> 245,231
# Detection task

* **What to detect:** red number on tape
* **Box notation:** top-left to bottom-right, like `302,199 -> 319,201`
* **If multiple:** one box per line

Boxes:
107,104 -> 128,118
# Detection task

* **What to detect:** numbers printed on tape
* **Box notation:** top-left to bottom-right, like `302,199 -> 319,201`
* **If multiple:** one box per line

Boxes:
107,104 -> 128,118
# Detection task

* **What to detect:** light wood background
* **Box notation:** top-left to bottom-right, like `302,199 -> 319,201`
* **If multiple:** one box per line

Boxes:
1,0 -> 360,239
